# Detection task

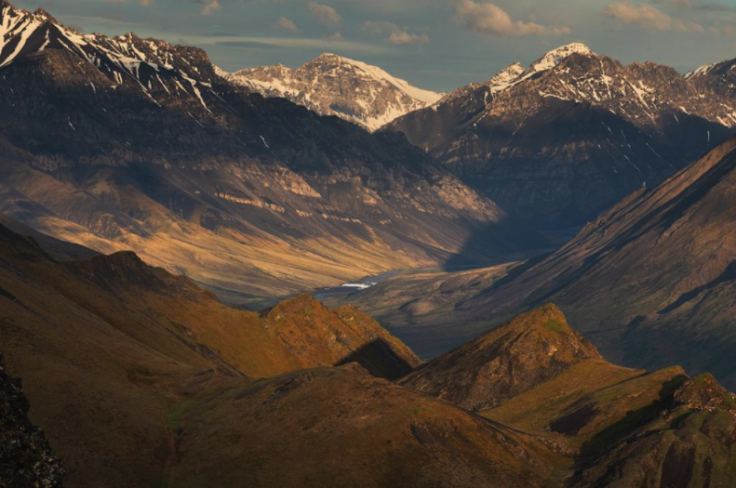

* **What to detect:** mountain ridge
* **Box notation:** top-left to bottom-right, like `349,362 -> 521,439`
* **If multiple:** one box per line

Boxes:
223,53 -> 443,131
384,42 -> 736,227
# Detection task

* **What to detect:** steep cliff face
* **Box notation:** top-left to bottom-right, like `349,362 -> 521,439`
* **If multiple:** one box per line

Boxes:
0,353 -> 64,488
0,2 -> 541,303
386,43 -> 735,228
224,53 -> 442,131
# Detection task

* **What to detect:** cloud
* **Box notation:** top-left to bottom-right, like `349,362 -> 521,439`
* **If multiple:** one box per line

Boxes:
707,24 -> 735,35
653,0 -> 691,5
216,40 -> 283,49
200,0 -> 221,15
273,16 -> 299,33
693,1 -> 736,12
362,21 -> 399,36
105,0 -> 152,5
201,35 -> 389,55
363,21 -> 430,45
453,0 -> 571,37
604,2 -> 703,32
307,3 -> 343,27
388,31 -> 430,45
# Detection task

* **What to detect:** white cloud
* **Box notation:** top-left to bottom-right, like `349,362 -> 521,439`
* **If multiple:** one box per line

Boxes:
363,21 -> 430,45
453,0 -> 571,37
388,31 -> 430,45
307,2 -> 343,27
273,16 -> 299,33
200,0 -> 221,15
604,1 -> 703,32
362,21 -> 399,36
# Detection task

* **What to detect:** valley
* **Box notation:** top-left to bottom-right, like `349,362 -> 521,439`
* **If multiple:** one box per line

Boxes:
3,0 -> 736,486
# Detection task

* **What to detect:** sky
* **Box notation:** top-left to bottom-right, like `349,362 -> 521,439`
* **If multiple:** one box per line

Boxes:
13,0 -> 736,92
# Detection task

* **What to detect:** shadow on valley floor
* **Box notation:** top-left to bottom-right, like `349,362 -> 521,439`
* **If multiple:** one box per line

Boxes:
335,339 -> 416,380
442,219 -> 564,272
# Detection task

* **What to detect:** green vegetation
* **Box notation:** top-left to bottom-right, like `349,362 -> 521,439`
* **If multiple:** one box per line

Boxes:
543,318 -> 567,332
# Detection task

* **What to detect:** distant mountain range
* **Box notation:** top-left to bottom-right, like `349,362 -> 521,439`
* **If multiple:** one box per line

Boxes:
229,42 -> 736,229
221,53 -> 443,132
385,43 -> 736,227
0,1 -> 540,304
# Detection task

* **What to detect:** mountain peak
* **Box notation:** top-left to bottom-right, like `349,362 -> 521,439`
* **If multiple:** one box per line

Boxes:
33,7 -> 56,23
485,62 -> 525,91
529,42 -> 595,73
401,304 -> 602,411
228,52 -> 442,131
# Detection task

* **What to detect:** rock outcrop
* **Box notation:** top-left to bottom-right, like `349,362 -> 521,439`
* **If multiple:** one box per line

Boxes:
0,353 -> 64,488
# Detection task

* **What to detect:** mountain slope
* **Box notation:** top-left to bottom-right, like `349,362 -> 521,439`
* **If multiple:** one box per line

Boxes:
171,365 -> 562,488
451,134 -> 736,389
399,303 -> 736,488
0,1 -> 541,304
223,53 -> 443,132
0,220 -> 568,488
401,305 -> 601,411
4,224 -> 736,488
385,43 -> 734,227
0,219 -> 423,487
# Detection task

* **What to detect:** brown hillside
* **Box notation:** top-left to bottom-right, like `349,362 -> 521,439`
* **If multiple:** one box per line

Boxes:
401,304 -> 601,411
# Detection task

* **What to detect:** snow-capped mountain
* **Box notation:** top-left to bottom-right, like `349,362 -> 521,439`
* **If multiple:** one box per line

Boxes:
386,43 -> 736,227
0,0 -> 541,301
0,2 -> 220,110
223,54 -> 443,132
686,58 -> 736,108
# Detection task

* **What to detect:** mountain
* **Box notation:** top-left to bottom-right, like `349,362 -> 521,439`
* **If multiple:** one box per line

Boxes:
4,220 -> 736,488
385,43 -> 735,228
401,305 -> 601,411
403,134 -> 736,390
222,53 -> 443,132
0,353 -> 65,488
0,1 -> 541,305
686,57 -> 736,103
0,218 -> 424,487
402,304 -> 736,488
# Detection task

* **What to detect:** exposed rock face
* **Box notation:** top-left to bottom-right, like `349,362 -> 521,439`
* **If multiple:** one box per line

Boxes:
223,53 -> 442,132
0,1 -> 541,302
674,373 -> 736,413
401,304 -> 601,411
385,43 -> 735,227
0,353 -> 64,488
